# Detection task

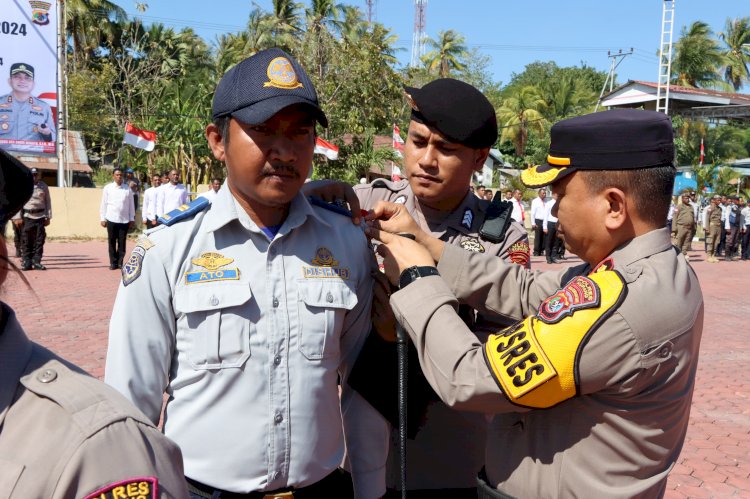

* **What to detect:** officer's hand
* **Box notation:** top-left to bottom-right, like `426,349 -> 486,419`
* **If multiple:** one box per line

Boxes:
100,221 -> 107,228
368,227 -> 435,287
43,218 -> 50,227
365,201 -> 423,240
39,124 -> 51,136
371,270 -> 397,342
301,179 -> 361,225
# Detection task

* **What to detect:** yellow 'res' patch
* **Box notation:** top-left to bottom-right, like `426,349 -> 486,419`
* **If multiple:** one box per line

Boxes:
483,270 -> 626,408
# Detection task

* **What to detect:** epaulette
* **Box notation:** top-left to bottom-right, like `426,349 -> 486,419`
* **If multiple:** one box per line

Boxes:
370,178 -> 408,192
308,195 -> 353,218
157,197 -> 209,226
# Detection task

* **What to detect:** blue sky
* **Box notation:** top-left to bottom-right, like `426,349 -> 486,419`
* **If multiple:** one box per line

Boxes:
123,0 -> 749,89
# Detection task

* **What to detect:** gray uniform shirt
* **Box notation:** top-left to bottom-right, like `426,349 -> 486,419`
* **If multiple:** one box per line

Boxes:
12,180 -> 51,221
0,94 -> 56,142
0,304 -> 188,498
353,179 -> 529,490
390,228 -> 703,498
105,187 -> 388,498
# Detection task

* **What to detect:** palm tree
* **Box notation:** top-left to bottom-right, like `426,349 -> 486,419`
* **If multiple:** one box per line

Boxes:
719,17 -> 750,91
65,0 -> 127,66
539,73 -> 596,119
266,0 -> 304,50
497,86 -> 547,158
422,30 -> 467,77
671,21 -> 726,89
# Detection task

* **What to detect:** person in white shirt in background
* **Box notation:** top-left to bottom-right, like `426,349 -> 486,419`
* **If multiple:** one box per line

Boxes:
100,167 -> 134,270
156,169 -> 189,218
197,177 -> 222,203
543,193 -> 563,264
529,188 -> 547,256
510,188 -> 526,225
141,173 -> 161,229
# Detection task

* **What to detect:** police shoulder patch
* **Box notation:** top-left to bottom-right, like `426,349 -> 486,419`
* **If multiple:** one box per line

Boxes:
82,477 -> 157,499
157,197 -> 209,226
483,269 -> 626,409
122,238 -> 154,287
508,240 -> 530,267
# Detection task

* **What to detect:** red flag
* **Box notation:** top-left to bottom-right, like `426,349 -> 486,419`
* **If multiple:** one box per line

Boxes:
393,124 -> 404,158
124,123 -> 157,151
699,138 -> 705,166
314,137 -> 339,160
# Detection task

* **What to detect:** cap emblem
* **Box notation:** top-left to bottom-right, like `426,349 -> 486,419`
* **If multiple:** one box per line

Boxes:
403,90 -> 419,112
264,57 -> 303,89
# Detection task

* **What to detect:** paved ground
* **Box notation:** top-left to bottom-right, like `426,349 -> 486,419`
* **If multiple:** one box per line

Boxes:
4,239 -> 750,497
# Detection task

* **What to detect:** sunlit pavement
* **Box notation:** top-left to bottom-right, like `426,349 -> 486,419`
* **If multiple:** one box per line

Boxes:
6,240 -> 750,498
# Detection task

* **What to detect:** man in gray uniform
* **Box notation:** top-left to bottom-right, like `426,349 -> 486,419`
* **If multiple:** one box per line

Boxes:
12,167 -> 51,270
105,48 -> 387,499
0,63 -> 56,144
0,149 -> 188,498
368,109 -> 703,498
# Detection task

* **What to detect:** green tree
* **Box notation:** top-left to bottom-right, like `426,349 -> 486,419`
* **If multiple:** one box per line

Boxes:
718,17 -> 750,90
497,86 -> 548,159
422,30 -> 467,77
65,0 -> 127,67
671,21 -> 726,88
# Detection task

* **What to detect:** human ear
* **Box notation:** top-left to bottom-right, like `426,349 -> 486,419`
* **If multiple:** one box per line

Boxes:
473,147 -> 491,172
205,123 -> 226,161
603,188 -> 627,230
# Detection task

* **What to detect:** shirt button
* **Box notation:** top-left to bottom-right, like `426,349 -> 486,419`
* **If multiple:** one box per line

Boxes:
658,345 -> 671,358
274,413 -> 283,424
209,295 -> 219,306
272,297 -> 279,308
274,355 -> 282,366
37,368 -> 57,383
326,292 -> 334,303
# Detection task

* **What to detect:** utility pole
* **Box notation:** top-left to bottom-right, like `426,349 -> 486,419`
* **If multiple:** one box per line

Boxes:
595,49 -> 633,111
410,0 -> 428,67
656,0 -> 676,115
365,0 -> 377,23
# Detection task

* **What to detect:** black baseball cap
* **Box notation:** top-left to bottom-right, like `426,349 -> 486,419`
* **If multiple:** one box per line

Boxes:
403,78 -> 497,148
212,48 -> 327,128
0,150 -> 33,226
521,109 -> 675,188
10,63 -> 34,78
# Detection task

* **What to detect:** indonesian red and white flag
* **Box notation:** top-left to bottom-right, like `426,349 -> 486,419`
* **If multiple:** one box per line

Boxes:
123,123 -> 157,152
393,124 -> 405,158
699,138 -> 705,166
314,137 -> 339,160
391,163 -> 402,182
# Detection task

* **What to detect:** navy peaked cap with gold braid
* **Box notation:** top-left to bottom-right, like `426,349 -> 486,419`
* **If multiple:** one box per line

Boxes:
521,109 -> 675,188
212,48 -> 327,128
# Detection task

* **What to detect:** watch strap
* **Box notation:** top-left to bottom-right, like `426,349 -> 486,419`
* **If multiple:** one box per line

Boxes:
399,266 -> 440,289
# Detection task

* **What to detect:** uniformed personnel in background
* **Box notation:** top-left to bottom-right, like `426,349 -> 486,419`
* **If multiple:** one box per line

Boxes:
11,167 -> 51,271
705,194 -> 723,263
0,63 -> 56,143
105,48 -> 388,499
672,192 -> 696,258
366,109 -> 703,498
0,149 -> 189,498
305,78 -> 529,499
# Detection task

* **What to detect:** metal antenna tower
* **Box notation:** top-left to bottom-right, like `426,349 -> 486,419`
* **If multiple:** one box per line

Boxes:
595,49 -> 633,111
656,0 -> 676,114
365,0 -> 377,23
410,0 -> 428,67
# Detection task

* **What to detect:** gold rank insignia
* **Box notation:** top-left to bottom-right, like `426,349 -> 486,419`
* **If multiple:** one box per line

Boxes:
82,477 -> 157,499
303,247 -> 350,279
264,57 -> 303,89
192,252 -> 234,271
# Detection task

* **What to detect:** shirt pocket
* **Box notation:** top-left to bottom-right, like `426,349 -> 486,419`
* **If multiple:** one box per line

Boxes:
174,282 -> 253,370
297,279 -> 358,360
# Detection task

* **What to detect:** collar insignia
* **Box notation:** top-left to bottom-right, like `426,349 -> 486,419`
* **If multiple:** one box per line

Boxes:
394,195 -> 407,204
460,238 -> 485,253
191,252 -> 233,271
264,57 -> 303,89
461,208 -> 473,230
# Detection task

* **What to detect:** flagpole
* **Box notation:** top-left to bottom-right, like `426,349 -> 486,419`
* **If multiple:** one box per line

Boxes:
56,0 -> 65,187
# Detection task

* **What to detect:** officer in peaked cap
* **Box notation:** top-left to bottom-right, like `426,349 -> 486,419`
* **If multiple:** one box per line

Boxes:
305,77 -> 528,498
0,63 -> 56,144
0,149 -> 188,498
365,108 -> 704,497
105,48 -> 388,498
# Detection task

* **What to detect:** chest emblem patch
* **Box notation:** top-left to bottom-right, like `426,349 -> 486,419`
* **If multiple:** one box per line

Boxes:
185,251 -> 239,284
303,246 -> 350,279
460,238 -> 485,253
537,276 -> 600,324
83,477 -> 157,499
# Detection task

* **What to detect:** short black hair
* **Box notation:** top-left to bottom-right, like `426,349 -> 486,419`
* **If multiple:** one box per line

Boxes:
581,166 -> 675,228
113,167 -> 123,175
214,115 -> 231,146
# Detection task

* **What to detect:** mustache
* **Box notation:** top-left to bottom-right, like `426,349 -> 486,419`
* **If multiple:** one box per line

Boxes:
262,163 -> 300,177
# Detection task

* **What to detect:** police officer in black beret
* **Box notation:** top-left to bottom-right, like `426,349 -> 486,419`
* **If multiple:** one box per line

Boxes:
367,109 -> 704,497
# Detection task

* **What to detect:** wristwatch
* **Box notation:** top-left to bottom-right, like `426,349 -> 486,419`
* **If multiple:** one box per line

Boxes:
398,266 -> 440,289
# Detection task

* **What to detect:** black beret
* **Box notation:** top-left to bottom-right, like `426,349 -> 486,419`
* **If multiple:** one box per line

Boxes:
521,109 -> 675,188
10,63 -> 34,78
212,48 -> 327,128
403,78 -> 497,148
0,150 -> 33,226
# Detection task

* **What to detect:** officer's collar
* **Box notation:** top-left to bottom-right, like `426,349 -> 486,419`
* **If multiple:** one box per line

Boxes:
604,227 -> 673,270
418,190 -> 482,236
0,303 -> 34,426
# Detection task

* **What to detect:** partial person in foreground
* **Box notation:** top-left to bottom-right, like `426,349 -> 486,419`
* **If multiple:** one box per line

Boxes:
105,48 -> 387,499
0,149 -> 188,498
367,109 -> 704,498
